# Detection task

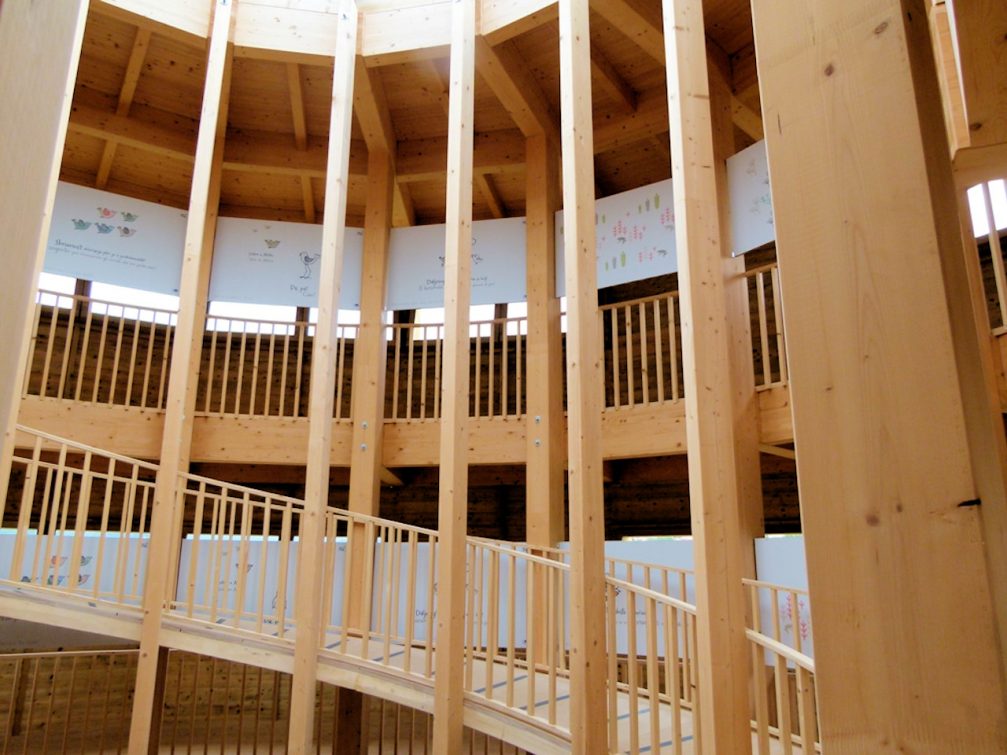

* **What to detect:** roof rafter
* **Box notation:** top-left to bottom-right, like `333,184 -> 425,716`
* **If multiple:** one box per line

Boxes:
475,35 -> 560,144
96,26 -> 151,188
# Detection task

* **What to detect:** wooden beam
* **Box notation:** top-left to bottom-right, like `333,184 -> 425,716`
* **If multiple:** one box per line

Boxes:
591,0 -> 665,65
591,44 -> 637,113
353,59 -> 396,154
287,62 -> 308,151
481,0 -> 557,45
392,182 -> 416,226
475,173 -> 506,218
946,0 -> 1007,150
300,176 -> 316,223
286,1 -> 358,752
396,129 -> 526,181
758,443 -> 796,461
421,59 -> 452,117
524,133 -> 565,548
593,86 -> 668,154
662,0 -> 752,750
431,0 -> 476,750
730,94 -> 763,141
558,0 -> 608,752
96,26 -> 152,189
379,467 -> 403,486
0,0 -> 88,541
475,35 -> 561,144
127,1 -> 235,752
927,2 -> 970,153
753,0 -> 1007,748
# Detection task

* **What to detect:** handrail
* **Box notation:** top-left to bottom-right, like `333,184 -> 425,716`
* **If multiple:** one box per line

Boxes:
746,629 -> 815,672
14,423 -> 160,470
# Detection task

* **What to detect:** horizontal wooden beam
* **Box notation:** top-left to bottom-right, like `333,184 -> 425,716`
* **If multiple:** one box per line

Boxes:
591,44 -> 637,113
475,36 -> 561,143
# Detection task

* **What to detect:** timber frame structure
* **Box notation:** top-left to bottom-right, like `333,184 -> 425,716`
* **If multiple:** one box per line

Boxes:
0,0 -> 1006,752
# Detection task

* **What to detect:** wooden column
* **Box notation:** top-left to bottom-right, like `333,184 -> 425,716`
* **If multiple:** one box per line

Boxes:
524,133 -> 565,548
0,0 -> 88,510
709,62 -> 765,562
662,0 -> 753,751
752,0 -> 1007,749
127,2 -> 233,752
430,0 -> 476,751
557,1 -> 608,751
286,3 -> 358,752
288,4 -> 358,752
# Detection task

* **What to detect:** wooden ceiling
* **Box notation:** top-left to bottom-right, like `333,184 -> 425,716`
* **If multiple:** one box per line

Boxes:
61,0 -> 760,228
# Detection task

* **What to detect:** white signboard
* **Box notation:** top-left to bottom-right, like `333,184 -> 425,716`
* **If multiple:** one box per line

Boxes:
556,178 -> 678,296
754,535 -> 812,660
44,181 -> 186,294
727,139 -> 775,255
386,216 -> 527,310
210,218 -> 364,309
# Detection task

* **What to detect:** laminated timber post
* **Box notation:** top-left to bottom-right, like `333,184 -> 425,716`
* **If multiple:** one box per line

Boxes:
286,2 -> 358,753
752,0 -> 1007,749
661,0 -> 753,751
127,2 -> 235,752
0,0 -> 88,516
341,62 -> 398,755
557,0 -> 609,751
431,0 -> 476,751
524,133 -> 565,550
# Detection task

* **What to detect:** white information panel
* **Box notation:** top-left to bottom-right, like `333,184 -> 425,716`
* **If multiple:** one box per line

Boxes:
727,139 -> 775,255
555,178 -> 678,296
44,181 -> 186,294
209,217 -> 364,308
386,216 -> 527,310
753,535 -> 812,661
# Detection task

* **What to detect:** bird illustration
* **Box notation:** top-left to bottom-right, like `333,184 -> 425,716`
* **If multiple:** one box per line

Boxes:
95,223 -> 114,234
265,239 -> 280,249
97,207 -> 116,218
121,211 -> 138,222
299,252 -> 320,279
118,226 -> 137,237
71,219 -> 91,230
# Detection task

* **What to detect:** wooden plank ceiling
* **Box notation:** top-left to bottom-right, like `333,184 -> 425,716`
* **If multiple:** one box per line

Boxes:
61,0 -> 758,228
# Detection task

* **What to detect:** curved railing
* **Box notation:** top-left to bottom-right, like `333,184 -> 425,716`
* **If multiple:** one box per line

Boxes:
2,425 -> 711,752
744,578 -> 819,753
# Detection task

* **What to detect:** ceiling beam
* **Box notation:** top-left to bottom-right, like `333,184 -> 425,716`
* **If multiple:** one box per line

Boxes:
591,44 -> 636,113
590,0 -> 665,65
593,86 -> 668,153
392,182 -> 416,226
96,26 -> 151,188
395,129 -> 526,182
287,62 -> 308,151
353,57 -> 397,155
731,95 -> 764,140
475,36 -> 560,144
475,173 -> 506,218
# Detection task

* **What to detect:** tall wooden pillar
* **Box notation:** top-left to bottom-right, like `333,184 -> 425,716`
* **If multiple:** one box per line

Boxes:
752,0 -> 1007,749
557,1 -> 608,751
127,2 -> 233,752
430,0 -> 476,751
661,1 -> 754,750
524,133 -> 565,548
286,3 -> 358,752
0,0 -> 88,510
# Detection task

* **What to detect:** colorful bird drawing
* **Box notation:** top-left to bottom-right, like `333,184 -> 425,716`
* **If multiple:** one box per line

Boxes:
299,252 -> 320,279
97,207 -> 116,218
95,223 -> 114,234
71,219 -> 91,230
121,211 -> 138,222
118,226 -> 137,237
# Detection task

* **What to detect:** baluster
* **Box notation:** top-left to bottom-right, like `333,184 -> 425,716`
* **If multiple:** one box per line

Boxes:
757,271 -> 772,387
639,301 -> 650,404
771,266 -> 788,385
249,328 -> 263,415
610,307 -> 621,408
73,302 -> 95,401
123,312 -> 141,405
625,303 -> 635,406
233,328 -> 248,414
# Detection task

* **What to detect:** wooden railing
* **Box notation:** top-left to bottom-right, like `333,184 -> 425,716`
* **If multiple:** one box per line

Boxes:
386,315 -> 528,421
319,510 -> 439,681
600,292 -> 684,409
744,578 -> 819,753
198,316 -> 358,419
604,575 -> 700,754
6,427 -> 157,609
168,473 -> 308,637
744,263 -> 788,390
23,290 -> 177,409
